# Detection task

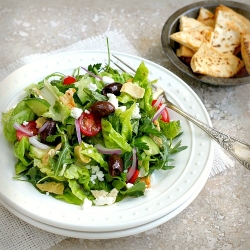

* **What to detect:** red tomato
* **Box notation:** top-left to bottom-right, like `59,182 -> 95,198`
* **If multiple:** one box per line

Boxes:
152,100 -> 170,123
127,168 -> 139,184
78,112 -> 101,137
16,121 -> 38,141
63,76 -> 76,85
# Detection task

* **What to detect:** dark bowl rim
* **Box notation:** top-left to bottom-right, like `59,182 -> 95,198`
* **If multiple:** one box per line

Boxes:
161,0 -> 250,86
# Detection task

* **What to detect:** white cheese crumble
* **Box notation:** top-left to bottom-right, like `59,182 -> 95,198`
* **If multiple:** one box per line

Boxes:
23,121 -> 29,126
144,188 -> 152,196
91,188 -> 118,206
82,198 -> 93,210
102,76 -> 114,85
87,82 -> 98,91
89,165 -> 104,184
70,107 -> 83,119
126,183 -> 134,189
107,93 -> 126,111
84,109 -> 90,114
131,103 -> 141,119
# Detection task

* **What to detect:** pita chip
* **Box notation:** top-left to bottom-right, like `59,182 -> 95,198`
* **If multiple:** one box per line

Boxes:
179,15 -> 213,31
191,41 -> 245,78
197,7 -> 215,27
176,44 -> 195,57
170,29 -> 213,52
241,33 -> 250,74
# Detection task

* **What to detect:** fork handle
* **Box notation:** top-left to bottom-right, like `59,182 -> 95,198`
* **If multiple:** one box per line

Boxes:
166,101 -> 250,170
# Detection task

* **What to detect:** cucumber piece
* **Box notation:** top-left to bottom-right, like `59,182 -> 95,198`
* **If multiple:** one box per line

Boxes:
25,98 -> 50,116
29,145 -> 50,159
140,135 -> 160,156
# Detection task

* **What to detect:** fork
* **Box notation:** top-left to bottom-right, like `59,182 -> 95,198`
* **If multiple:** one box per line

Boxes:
111,54 -> 250,171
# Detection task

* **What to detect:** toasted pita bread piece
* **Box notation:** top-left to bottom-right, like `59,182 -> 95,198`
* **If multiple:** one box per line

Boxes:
191,41 -> 245,78
197,7 -> 215,27
241,33 -> 250,74
176,44 -> 195,57
179,15 -> 213,31
170,29 -> 213,52
211,9 -> 241,54
215,5 -> 250,34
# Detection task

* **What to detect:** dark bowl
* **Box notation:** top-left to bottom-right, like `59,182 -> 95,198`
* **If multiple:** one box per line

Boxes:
161,0 -> 250,86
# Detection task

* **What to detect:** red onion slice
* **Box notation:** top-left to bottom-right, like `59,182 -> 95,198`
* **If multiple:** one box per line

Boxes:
75,119 -> 82,145
29,136 -> 50,150
13,122 -> 33,136
152,103 -> 167,122
95,144 -> 122,155
153,94 -> 163,108
38,121 -> 49,133
126,148 -> 137,182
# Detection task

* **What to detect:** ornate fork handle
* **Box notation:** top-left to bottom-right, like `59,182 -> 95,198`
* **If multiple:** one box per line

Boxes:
166,100 -> 250,170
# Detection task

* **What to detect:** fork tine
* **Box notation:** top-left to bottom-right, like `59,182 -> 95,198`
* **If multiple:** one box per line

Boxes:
110,59 -> 128,73
112,54 -> 136,73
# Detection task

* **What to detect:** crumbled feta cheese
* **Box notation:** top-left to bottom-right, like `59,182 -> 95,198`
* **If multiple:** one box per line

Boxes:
131,103 -> 141,119
91,188 -> 118,206
70,107 -> 83,119
90,175 -> 97,184
96,171 -> 104,181
87,82 -> 98,91
102,76 -> 114,85
91,165 -> 99,173
82,198 -> 93,210
107,93 -> 118,108
46,192 -> 50,196
84,109 -> 90,114
126,183 -> 134,189
23,121 -> 29,126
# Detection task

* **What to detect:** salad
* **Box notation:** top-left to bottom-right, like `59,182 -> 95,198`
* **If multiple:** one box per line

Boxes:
1,56 -> 187,208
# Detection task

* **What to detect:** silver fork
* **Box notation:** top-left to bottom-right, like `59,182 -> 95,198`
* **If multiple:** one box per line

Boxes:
111,54 -> 250,171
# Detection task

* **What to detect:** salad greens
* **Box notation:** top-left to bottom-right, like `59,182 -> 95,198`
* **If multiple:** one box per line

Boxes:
1,56 -> 187,208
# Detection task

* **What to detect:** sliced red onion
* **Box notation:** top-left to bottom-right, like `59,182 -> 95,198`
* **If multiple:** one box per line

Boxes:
126,148 -> 137,182
152,103 -> 167,122
81,67 -> 102,80
38,121 -> 49,133
153,94 -> 163,108
13,122 -> 33,136
95,144 -> 122,155
29,136 -> 50,150
75,119 -> 82,145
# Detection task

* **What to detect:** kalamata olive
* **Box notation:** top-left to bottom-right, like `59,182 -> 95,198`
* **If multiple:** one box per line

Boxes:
90,101 -> 115,118
40,120 -> 57,143
108,154 -> 124,176
102,82 -> 123,96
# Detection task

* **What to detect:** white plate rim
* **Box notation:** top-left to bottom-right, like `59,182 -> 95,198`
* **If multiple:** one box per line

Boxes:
0,50 -> 214,232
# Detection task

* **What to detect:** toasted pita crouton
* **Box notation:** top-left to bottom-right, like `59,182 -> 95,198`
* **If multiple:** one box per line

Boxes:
176,44 -> 195,57
241,33 -> 250,74
197,7 -> 215,27
170,29 -> 214,52
215,5 -> 250,34
211,9 -> 241,54
120,82 -> 145,99
191,41 -> 245,78
179,15 -> 213,31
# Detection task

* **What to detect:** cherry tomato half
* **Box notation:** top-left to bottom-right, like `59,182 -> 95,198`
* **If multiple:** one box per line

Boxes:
152,100 -> 170,123
78,112 -> 101,137
63,76 -> 76,85
16,121 -> 39,141
127,168 -> 139,184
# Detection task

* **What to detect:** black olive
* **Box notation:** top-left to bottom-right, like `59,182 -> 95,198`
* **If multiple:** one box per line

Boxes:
40,120 -> 57,143
102,82 -> 123,96
108,154 -> 124,176
91,101 -> 115,118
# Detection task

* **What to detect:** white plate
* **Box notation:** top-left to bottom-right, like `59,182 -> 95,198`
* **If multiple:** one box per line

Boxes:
0,167 -> 209,239
0,50 -> 214,233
